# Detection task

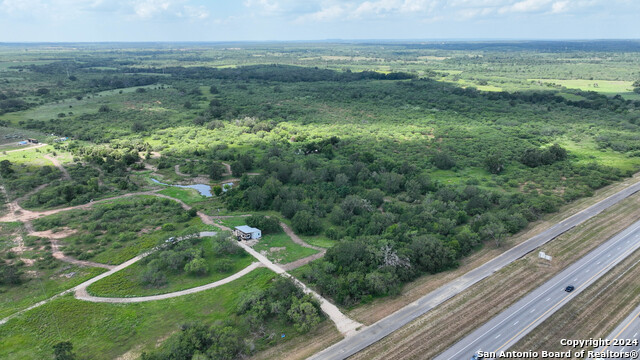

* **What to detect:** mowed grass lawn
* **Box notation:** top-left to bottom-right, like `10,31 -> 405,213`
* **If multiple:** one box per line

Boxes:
0,268 -> 276,360
86,237 -> 255,297
253,232 -> 318,264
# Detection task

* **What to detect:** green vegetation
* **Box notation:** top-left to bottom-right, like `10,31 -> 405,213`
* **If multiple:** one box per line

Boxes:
0,147 -> 62,201
142,276 -> 323,360
158,187 -> 207,205
219,216 -> 251,229
1,41 -> 640,357
253,233 -> 318,264
87,234 -> 254,297
31,196 -> 212,265
528,79 -> 640,100
0,222 -> 107,318
0,268 -> 319,360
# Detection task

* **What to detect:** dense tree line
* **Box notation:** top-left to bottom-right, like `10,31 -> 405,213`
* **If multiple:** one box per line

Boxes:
127,64 -> 414,82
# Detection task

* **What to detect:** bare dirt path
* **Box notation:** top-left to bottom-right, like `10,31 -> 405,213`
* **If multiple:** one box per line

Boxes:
1,143 -> 47,154
236,241 -> 363,337
0,190 -> 162,223
280,222 -> 324,252
174,164 -> 188,177
13,183 -> 49,204
221,162 -> 232,176
43,154 -> 71,181
281,252 -> 326,271
29,228 -> 116,270
0,185 -> 351,336
278,221 -> 326,270
0,230 -> 263,324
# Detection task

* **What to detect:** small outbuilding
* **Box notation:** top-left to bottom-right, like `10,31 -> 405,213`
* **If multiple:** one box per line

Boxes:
234,225 -> 262,241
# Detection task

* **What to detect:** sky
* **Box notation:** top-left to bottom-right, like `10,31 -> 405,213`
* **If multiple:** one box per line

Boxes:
0,0 -> 639,42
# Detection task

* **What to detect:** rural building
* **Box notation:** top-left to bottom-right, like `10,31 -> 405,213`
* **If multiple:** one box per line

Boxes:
234,225 -> 262,240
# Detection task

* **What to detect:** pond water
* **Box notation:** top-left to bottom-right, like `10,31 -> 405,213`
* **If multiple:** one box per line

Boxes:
151,178 -> 213,197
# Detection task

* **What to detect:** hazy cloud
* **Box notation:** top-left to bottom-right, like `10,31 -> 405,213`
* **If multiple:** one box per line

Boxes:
0,0 -> 209,20
1,0 -> 638,41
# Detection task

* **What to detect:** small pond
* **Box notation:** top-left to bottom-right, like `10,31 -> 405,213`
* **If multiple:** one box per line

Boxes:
151,178 -> 213,197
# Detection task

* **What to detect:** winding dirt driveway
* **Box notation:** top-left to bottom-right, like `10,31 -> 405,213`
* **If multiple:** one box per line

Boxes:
43,154 -> 71,181
0,184 -> 359,336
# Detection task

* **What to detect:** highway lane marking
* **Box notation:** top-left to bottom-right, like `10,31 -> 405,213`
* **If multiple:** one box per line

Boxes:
443,225 -> 640,360
514,321 -> 519,325
495,334 -> 501,339
492,238 -> 640,355
634,332 -> 638,337
546,297 -> 551,301
530,308 -> 536,313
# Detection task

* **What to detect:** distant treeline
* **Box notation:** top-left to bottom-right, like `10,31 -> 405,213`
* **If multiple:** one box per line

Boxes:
126,64 -> 415,82
393,40 -> 640,52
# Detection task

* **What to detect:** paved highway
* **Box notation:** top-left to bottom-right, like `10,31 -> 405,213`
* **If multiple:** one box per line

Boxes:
309,180 -> 640,360
590,302 -> 640,360
436,219 -> 640,360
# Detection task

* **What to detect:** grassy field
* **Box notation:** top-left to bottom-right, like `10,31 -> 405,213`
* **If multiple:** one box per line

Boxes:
560,139 -> 640,171
0,268 -> 291,360
253,233 -> 319,264
1,84 -> 164,125
529,78 -> 640,100
86,236 -> 255,297
219,216 -> 252,229
0,264 -> 106,319
298,235 -> 336,249
157,187 -> 208,205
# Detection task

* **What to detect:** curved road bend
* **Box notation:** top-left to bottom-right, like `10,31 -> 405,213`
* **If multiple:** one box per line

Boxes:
437,219 -> 640,359
0,231 -> 217,325
309,180 -> 640,360
236,241 -> 363,337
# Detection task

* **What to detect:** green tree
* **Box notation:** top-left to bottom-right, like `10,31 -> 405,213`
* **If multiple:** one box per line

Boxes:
485,154 -> 505,174
287,297 -> 321,333
53,341 -> 76,360
292,210 -> 321,235
433,152 -> 456,170
481,221 -> 507,247
0,159 -> 13,176
184,257 -> 208,275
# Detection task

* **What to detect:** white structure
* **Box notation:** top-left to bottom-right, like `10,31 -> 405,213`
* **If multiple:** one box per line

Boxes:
234,225 -> 262,240
538,251 -> 552,261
